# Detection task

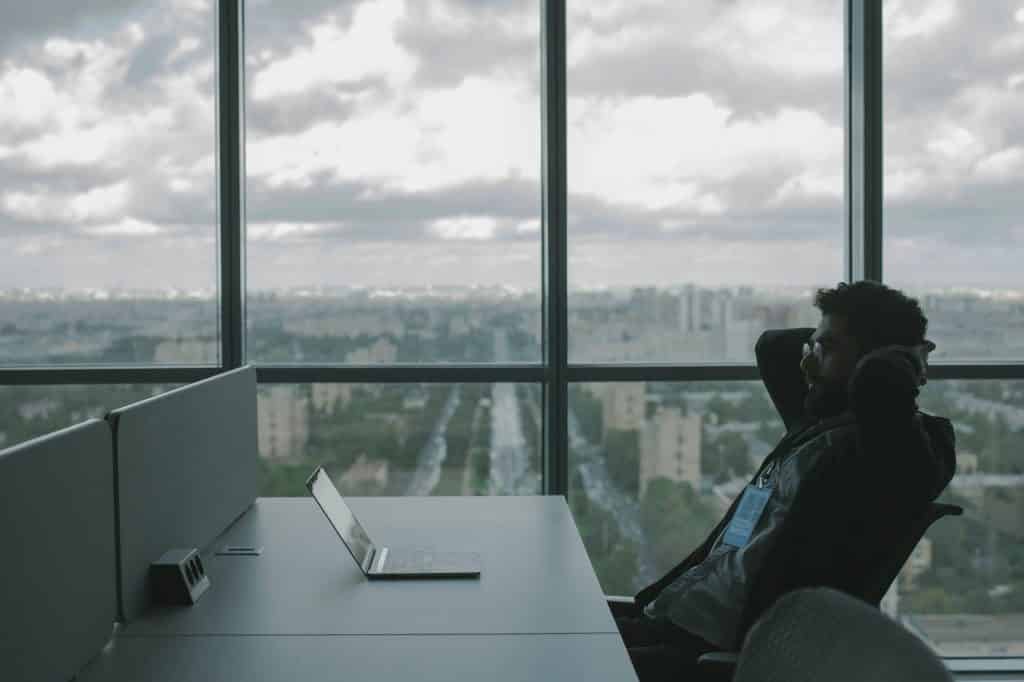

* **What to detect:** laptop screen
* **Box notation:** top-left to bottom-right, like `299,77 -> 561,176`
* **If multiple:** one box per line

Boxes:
307,467 -> 375,571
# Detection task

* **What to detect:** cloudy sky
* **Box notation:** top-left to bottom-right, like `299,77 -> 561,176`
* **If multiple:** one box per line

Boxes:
0,0 -> 1021,294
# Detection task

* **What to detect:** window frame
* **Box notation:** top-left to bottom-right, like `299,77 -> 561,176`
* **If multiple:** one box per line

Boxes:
0,1 -> 1022,668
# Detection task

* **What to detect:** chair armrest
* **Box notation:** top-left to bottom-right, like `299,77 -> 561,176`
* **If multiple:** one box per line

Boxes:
696,652 -> 739,681
606,595 -> 640,619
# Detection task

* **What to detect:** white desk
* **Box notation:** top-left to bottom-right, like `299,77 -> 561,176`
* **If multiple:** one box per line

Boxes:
79,633 -> 636,682
80,496 -> 636,681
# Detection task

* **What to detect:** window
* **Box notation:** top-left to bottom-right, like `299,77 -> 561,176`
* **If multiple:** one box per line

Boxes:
567,0 -> 844,363
245,0 -> 542,363
888,380 -> 1024,657
569,381 -> 783,594
883,0 -> 1024,361
258,383 -> 541,498
0,1 -> 219,365
1,1 -> 1021,669
0,384 -> 178,448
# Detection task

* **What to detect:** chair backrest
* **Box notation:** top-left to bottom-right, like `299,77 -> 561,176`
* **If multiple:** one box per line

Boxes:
860,502 -> 963,605
735,587 -> 952,682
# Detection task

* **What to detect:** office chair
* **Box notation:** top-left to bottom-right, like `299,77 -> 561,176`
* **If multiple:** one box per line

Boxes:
695,501 -> 962,680
731,587 -> 953,682
606,501 -> 962,681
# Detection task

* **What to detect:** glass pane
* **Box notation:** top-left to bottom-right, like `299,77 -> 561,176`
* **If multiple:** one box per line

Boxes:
258,383 -> 541,497
567,1 -> 844,363
245,1 -> 542,363
0,384 -> 178,449
883,1 -> 1024,361
888,379 -> 1024,657
0,1 -> 219,365
568,381 -> 784,594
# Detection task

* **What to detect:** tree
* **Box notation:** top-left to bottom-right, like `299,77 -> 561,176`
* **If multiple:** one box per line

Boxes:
571,385 -> 603,445
640,478 -> 720,577
605,429 -> 640,495
569,470 -> 639,593
703,430 -> 752,483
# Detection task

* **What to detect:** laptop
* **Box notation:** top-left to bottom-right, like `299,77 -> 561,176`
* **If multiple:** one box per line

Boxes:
305,466 -> 481,579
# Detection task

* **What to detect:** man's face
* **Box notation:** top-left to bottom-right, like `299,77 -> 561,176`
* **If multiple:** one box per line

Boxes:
801,314 -> 862,418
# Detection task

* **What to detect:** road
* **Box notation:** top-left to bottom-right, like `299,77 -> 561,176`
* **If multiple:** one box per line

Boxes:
488,329 -> 539,494
569,412 -> 656,586
404,328 -> 650,586
405,386 -> 461,496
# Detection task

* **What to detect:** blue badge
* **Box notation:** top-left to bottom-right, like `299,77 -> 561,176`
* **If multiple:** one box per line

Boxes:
722,485 -> 772,548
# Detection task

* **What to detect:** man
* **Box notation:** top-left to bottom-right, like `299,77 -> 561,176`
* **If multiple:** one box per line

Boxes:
614,281 -> 957,681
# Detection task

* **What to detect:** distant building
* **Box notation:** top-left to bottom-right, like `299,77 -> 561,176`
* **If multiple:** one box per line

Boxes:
311,383 -> 352,415
345,337 -> 398,364
899,537 -> 934,591
951,472 -> 1024,527
983,481 -> 1024,540
339,454 -> 389,492
402,388 -> 428,411
448,315 -> 470,337
959,452 -> 979,474
724,316 -> 759,362
17,398 -> 59,420
679,285 -> 697,334
639,407 -> 702,497
599,382 -> 646,435
258,385 -> 309,459
284,313 -> 403,338
153,338 -> 212,364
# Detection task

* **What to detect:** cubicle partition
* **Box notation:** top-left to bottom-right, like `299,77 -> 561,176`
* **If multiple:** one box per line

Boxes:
0,419 -> 116,682
109,365 -> 259,621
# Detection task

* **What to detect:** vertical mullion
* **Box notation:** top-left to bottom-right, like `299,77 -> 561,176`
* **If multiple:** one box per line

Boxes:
541,0 -> 568,496
218,0 -> 246,369
846,0 -> 884,283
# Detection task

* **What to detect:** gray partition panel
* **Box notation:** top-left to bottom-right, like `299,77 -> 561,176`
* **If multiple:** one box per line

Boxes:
110,365 -> 258,621
122,497 -> 618,636
0,420 -> 116,682
77,634 -> 638,682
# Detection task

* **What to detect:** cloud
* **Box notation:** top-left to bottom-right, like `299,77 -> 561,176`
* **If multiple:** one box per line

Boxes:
0,1 -> 139,52
926,125 -> 984,161
247,221 -> 341,242
974,146 -> 1024,180
393,0 -> 537,88
883,0 -> 957,41
0,67 -> 59,130
568,94 -> 842,215
516,218 -> 540,234
80,217 -> 163,237
249,0 -> 416,101
2,181 -> 131,223
771,172 -> 843,204
430,215 -> 498,240
0,0 -> 1021,293
248,72 -> 539,192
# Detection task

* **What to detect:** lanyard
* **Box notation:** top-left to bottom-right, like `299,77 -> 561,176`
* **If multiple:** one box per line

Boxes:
757,459 -> 777,489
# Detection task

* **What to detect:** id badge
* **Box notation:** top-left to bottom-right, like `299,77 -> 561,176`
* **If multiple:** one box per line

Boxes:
722,485 -> 772,548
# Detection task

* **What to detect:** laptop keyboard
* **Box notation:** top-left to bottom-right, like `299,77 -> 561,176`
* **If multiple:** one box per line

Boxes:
382,548 -> 433,571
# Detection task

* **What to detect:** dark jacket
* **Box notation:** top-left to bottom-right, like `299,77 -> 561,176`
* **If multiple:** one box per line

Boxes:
635,327 -> 957,643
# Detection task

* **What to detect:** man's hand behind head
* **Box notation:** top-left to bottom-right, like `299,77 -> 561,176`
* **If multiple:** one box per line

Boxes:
869,341 -> 934,387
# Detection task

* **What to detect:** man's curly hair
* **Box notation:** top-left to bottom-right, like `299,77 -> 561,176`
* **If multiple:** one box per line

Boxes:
814,281 -> 928,352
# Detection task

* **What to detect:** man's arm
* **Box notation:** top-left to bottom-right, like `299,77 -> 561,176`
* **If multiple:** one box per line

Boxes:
755,328 -> 814,431
848,346 -> 953,501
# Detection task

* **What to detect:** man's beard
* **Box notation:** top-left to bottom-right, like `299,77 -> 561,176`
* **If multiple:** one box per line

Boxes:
804,380 -> 849,419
